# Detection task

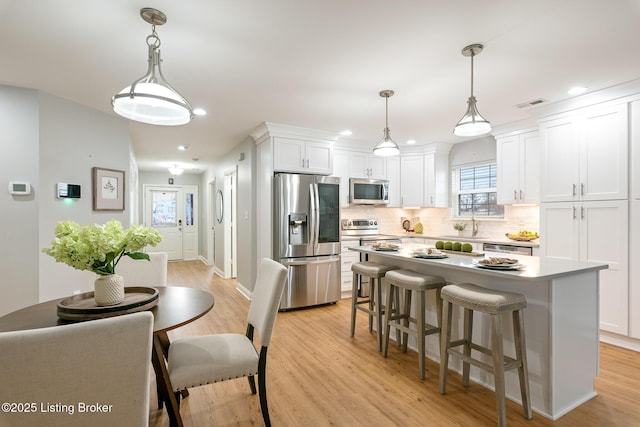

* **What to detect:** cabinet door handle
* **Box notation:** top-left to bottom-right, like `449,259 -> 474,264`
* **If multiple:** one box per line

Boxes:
572,183 -> 577,196
302,158 -> 305,168
573,207 -> 577,219
581,183 -> 585,196
519,189 -> 524,200
306,158 -> 309,168
581,207 -> 585,219
514,190 -> 518,200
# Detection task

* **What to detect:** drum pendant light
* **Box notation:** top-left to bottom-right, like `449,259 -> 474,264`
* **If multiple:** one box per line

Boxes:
112,8 -> 193,126
453,44 -> 491,137
373,90 -> 400,156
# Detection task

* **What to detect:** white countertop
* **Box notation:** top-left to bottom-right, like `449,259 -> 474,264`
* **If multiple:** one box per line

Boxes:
350,243 -> 607,282
393,233 -> 540,248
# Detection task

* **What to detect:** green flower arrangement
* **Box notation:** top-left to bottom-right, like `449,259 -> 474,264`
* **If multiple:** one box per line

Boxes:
42,220 -> 162,276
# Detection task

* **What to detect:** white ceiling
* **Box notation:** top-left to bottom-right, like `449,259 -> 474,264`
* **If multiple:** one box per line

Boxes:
2,0 -> 640,173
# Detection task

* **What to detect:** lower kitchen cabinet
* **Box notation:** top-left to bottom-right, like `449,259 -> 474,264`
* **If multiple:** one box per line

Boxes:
340,240 -> 360,294
541,200 -> 629,335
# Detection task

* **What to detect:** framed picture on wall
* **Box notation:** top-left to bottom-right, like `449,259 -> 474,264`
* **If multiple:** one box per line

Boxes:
92,167 -> 125,211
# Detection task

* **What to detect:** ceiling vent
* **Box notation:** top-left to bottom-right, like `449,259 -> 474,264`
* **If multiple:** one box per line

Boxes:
514,98 -> 546,109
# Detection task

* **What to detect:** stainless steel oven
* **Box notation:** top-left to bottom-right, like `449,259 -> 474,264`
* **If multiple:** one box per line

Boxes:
341,219 -> 401,296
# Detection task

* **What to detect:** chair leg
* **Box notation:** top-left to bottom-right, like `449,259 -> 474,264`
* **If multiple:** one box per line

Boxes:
401,288 -> 411,353
382,282 -> 394,358
248,374 -> 257,395
439,300 -> 452,395
368,277 -> 374,332
350,272 -> 358,337
513,309 -> 533,419
258,347 -> 271,427
417,290 -> 426,380
375,277 -> 384,352
491,314 -> 507,427
462,308 -> 473,387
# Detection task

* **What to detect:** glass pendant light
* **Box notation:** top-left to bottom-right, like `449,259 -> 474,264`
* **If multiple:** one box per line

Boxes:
373,90 -> 400,156
453,44 -> 491,137
112,8 -> 193,126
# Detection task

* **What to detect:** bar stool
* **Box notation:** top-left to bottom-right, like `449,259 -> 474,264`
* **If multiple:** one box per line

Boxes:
350,261 -> 398,351
439,282 -> 532,427
382,269 -> 447,380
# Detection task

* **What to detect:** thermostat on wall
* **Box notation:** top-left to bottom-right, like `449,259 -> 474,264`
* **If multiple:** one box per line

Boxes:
57,183 -> 81,199
8,181 -> 31,195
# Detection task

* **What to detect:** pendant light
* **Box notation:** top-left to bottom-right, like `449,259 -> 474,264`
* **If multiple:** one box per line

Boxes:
373,90 -> 400,157
453,44 -> 491,137
112,8 -> 193,126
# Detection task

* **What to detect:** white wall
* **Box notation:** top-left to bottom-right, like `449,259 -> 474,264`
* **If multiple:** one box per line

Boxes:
0,85 -> 134,315
201,138 -> 257,292
0,85 -> 40,315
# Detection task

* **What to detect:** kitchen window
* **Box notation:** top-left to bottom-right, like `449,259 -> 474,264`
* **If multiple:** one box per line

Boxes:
452,163 -> 504,218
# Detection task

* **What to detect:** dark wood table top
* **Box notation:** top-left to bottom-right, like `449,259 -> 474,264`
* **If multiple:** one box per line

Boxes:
0,286 -> 214,334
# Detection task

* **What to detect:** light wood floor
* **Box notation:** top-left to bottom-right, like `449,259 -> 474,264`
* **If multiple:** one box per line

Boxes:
149,260 -> 640,426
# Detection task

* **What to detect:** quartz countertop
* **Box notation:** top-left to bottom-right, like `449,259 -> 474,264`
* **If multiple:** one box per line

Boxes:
350,242 -> 606,281
393,233 -> 540,248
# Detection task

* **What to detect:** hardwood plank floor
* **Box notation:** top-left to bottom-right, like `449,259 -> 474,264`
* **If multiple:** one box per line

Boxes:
149,260 -> 640,426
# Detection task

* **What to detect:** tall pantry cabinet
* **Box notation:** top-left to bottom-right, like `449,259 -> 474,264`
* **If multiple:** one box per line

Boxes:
540,102 -> 630,336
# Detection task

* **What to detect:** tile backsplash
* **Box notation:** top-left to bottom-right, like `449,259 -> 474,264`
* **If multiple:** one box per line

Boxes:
341,205 -> 540,239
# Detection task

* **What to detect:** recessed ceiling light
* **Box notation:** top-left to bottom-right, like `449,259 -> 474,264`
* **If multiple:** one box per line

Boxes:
178,145 -> 188,151
406,139 -> 416,145
339,130 -> 352,136
193,108 -> 207,116
568,86 -> 587,95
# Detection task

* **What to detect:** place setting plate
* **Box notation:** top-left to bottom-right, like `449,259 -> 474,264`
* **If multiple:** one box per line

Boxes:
473,257 -> 526,271
372,243 -> 400,252
412,251 -> 448,259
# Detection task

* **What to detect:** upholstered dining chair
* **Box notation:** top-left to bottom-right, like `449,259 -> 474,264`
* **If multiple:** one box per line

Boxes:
167,258 -> 288,426
117,251 -> 168,287
0,311 -> 153,427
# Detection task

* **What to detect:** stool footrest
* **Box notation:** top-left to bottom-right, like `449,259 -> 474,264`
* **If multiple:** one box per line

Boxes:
447,344 -> 522,373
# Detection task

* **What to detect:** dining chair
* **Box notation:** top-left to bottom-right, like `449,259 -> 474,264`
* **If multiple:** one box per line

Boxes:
0,311 -> 153,427
167,258 -> 288,426
117,251 -> 168,287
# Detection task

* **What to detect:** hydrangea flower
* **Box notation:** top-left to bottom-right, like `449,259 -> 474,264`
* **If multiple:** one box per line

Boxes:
42,220 -> 162,275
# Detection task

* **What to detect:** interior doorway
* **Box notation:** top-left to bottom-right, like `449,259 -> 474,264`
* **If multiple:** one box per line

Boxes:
224,168 -> 237,278
143,185 -> 199,261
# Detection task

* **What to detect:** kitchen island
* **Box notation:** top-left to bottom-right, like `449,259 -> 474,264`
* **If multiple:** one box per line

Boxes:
350,243 -> 608,420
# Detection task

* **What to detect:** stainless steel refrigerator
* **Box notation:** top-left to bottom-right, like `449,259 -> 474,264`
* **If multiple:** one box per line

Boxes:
274,173 -> 341,310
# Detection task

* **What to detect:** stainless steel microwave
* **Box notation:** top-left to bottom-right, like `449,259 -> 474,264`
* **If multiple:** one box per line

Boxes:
349,178 -> 389,205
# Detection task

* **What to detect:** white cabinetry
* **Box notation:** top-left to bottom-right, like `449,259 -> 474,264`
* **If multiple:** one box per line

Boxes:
540,104 -> 628,203
340,240 -> 360,294
386,156 -> 401,207
400,155 -> 424,207
332,149 -> 350,207
273,137 -> 333,175
496,130 -> 539,204
399,145 -> 450,208
541,200 -> 629,334
349,152 -> 386,179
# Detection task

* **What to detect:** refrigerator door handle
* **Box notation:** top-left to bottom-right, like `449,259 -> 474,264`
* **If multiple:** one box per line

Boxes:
311,182 -> 320,254
281,255 -> 340,266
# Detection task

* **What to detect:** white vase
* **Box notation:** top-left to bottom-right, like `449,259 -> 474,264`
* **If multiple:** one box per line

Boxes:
94,274 -> 125,306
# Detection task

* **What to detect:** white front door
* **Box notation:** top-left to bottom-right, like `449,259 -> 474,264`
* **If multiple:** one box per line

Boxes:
143,185 -> 199,261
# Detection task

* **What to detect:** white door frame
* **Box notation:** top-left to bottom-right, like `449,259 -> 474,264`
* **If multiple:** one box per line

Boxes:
207,178 -> 216,266
224,167 -> 237,278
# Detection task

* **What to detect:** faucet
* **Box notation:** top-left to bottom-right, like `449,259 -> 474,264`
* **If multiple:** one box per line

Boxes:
472,218 -> 479,237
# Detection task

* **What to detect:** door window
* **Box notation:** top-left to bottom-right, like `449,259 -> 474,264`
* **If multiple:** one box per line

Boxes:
152,191 -> 177,226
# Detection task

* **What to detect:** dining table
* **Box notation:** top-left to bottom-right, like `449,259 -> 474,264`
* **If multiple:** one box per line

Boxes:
0,285 -> 214,427
351,242 -> 609,420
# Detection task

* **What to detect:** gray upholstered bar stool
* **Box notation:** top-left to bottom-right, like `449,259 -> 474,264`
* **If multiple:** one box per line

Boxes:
439,282 -> 532,427
382,269 -> 446,380
350,261 -> 398,352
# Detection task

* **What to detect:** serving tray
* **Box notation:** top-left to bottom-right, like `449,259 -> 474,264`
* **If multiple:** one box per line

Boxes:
57,286 -> 159,321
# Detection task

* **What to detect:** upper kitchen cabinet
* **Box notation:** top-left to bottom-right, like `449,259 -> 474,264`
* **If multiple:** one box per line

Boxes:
632,100 -> 640,200
273,137 -> 334,175
386,156 -> 401,207
332,149 -> 350,207
496,129 -> 539,205
400,155 -> 424,207
540,103 -> 628,202
349,152 -> 386,179
423,146 -> 451,208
